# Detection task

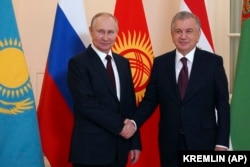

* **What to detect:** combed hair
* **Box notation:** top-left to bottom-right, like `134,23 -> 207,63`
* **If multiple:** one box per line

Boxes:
171,11 -> 201,31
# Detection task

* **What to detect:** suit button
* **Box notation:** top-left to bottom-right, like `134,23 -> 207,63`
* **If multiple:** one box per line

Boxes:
179,127 -> 185,134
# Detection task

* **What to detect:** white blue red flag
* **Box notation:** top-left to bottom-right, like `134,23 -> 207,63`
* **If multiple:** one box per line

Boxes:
37,0 -> 90,166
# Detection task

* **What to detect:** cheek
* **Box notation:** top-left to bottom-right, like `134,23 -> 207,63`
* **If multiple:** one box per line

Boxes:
93,36 -> 102,42
193,36 -> 200,42
90,34 -> 97,40
110,36 -> 117,42
195,33 -> 201,40
173,38 -> 180,45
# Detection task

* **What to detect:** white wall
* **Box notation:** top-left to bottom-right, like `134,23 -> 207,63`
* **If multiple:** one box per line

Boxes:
12,0 -> 230,166
12,0 -> 230,105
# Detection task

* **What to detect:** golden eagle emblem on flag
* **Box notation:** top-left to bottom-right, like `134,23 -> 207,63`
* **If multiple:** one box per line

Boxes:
0,38 -> 34,115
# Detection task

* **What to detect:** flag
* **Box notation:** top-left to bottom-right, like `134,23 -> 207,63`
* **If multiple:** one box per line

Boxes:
180,0 -> 214,53
113,0 -> 160,166
0,0 -> 44,166
231,0 -> 250,150
37,0 -> 90,166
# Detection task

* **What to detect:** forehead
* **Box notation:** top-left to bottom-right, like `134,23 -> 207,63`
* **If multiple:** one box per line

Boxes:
92,15 -> 117,29
173,18 -> 197,29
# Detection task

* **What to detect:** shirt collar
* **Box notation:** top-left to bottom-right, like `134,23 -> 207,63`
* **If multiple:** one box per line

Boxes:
91,44 -> 113,61
176,47 -> 196,63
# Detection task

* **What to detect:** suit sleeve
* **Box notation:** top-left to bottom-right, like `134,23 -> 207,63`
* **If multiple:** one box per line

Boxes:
133,59 -> 159,128
67,57 -> 124,135
214,56 -> 230,147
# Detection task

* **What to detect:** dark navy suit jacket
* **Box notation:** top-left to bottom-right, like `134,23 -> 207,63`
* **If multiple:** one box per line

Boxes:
133,48 -> 230,163
68,45 -> 141,165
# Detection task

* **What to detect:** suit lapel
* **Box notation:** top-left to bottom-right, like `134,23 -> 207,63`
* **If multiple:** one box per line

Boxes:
183,49 -> 203,101
166,50 -> 181,102
113,53 -> 125,100
86,47 -> 118,100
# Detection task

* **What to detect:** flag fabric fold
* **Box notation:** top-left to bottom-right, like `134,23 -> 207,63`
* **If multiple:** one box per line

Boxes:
113,0 -> 160,166
37,0 -> 90,166
231,0 -> 250,150
180,0 -> 214,53
0,0 -> 44,166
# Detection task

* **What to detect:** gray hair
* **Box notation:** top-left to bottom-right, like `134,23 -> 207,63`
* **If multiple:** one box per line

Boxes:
90,12 -> 118,29
171,11 -> 201,31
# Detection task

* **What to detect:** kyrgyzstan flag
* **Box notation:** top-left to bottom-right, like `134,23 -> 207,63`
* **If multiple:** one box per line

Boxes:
113,0 -> 160,166
180,0 -> 214,53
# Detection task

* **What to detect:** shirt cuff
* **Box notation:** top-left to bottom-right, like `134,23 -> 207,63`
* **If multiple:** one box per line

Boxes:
216,145 -> 228,150
130,120 -> 137,131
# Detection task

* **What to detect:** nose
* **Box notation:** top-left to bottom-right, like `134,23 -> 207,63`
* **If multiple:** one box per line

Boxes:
180,31 -> 187,38
102,32 -> 109,40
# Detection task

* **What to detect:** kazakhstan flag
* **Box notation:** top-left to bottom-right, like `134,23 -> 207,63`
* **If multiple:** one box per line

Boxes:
0,0 -> 44,166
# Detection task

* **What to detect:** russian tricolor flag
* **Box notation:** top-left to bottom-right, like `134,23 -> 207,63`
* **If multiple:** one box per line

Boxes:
37,0 -> 90,166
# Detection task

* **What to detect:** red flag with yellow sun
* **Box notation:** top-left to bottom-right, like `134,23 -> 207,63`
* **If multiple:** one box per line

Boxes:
112,0 -> 160,166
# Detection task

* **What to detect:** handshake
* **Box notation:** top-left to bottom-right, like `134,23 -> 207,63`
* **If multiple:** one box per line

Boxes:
119,118 -> 137,139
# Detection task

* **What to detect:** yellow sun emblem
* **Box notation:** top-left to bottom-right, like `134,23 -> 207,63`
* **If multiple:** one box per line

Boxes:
113,31 -> 154,104
0,38 -> 34,115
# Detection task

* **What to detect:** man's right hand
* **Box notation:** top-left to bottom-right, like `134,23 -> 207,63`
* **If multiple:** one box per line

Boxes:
119,119 -> 136,139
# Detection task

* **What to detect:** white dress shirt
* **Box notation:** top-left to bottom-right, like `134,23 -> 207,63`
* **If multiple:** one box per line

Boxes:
175,48 -> 195,83
91,45 -> 120,100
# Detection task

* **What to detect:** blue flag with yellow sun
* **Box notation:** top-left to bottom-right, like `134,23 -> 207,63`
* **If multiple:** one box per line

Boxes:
0,0 -> 44,166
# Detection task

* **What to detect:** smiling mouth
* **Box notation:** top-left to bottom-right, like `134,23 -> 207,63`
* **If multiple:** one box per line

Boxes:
101,43 -> 110,46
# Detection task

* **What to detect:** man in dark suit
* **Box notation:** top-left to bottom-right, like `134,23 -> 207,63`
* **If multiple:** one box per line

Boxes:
67,12 -> 141,167
122,11 -> 230,167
